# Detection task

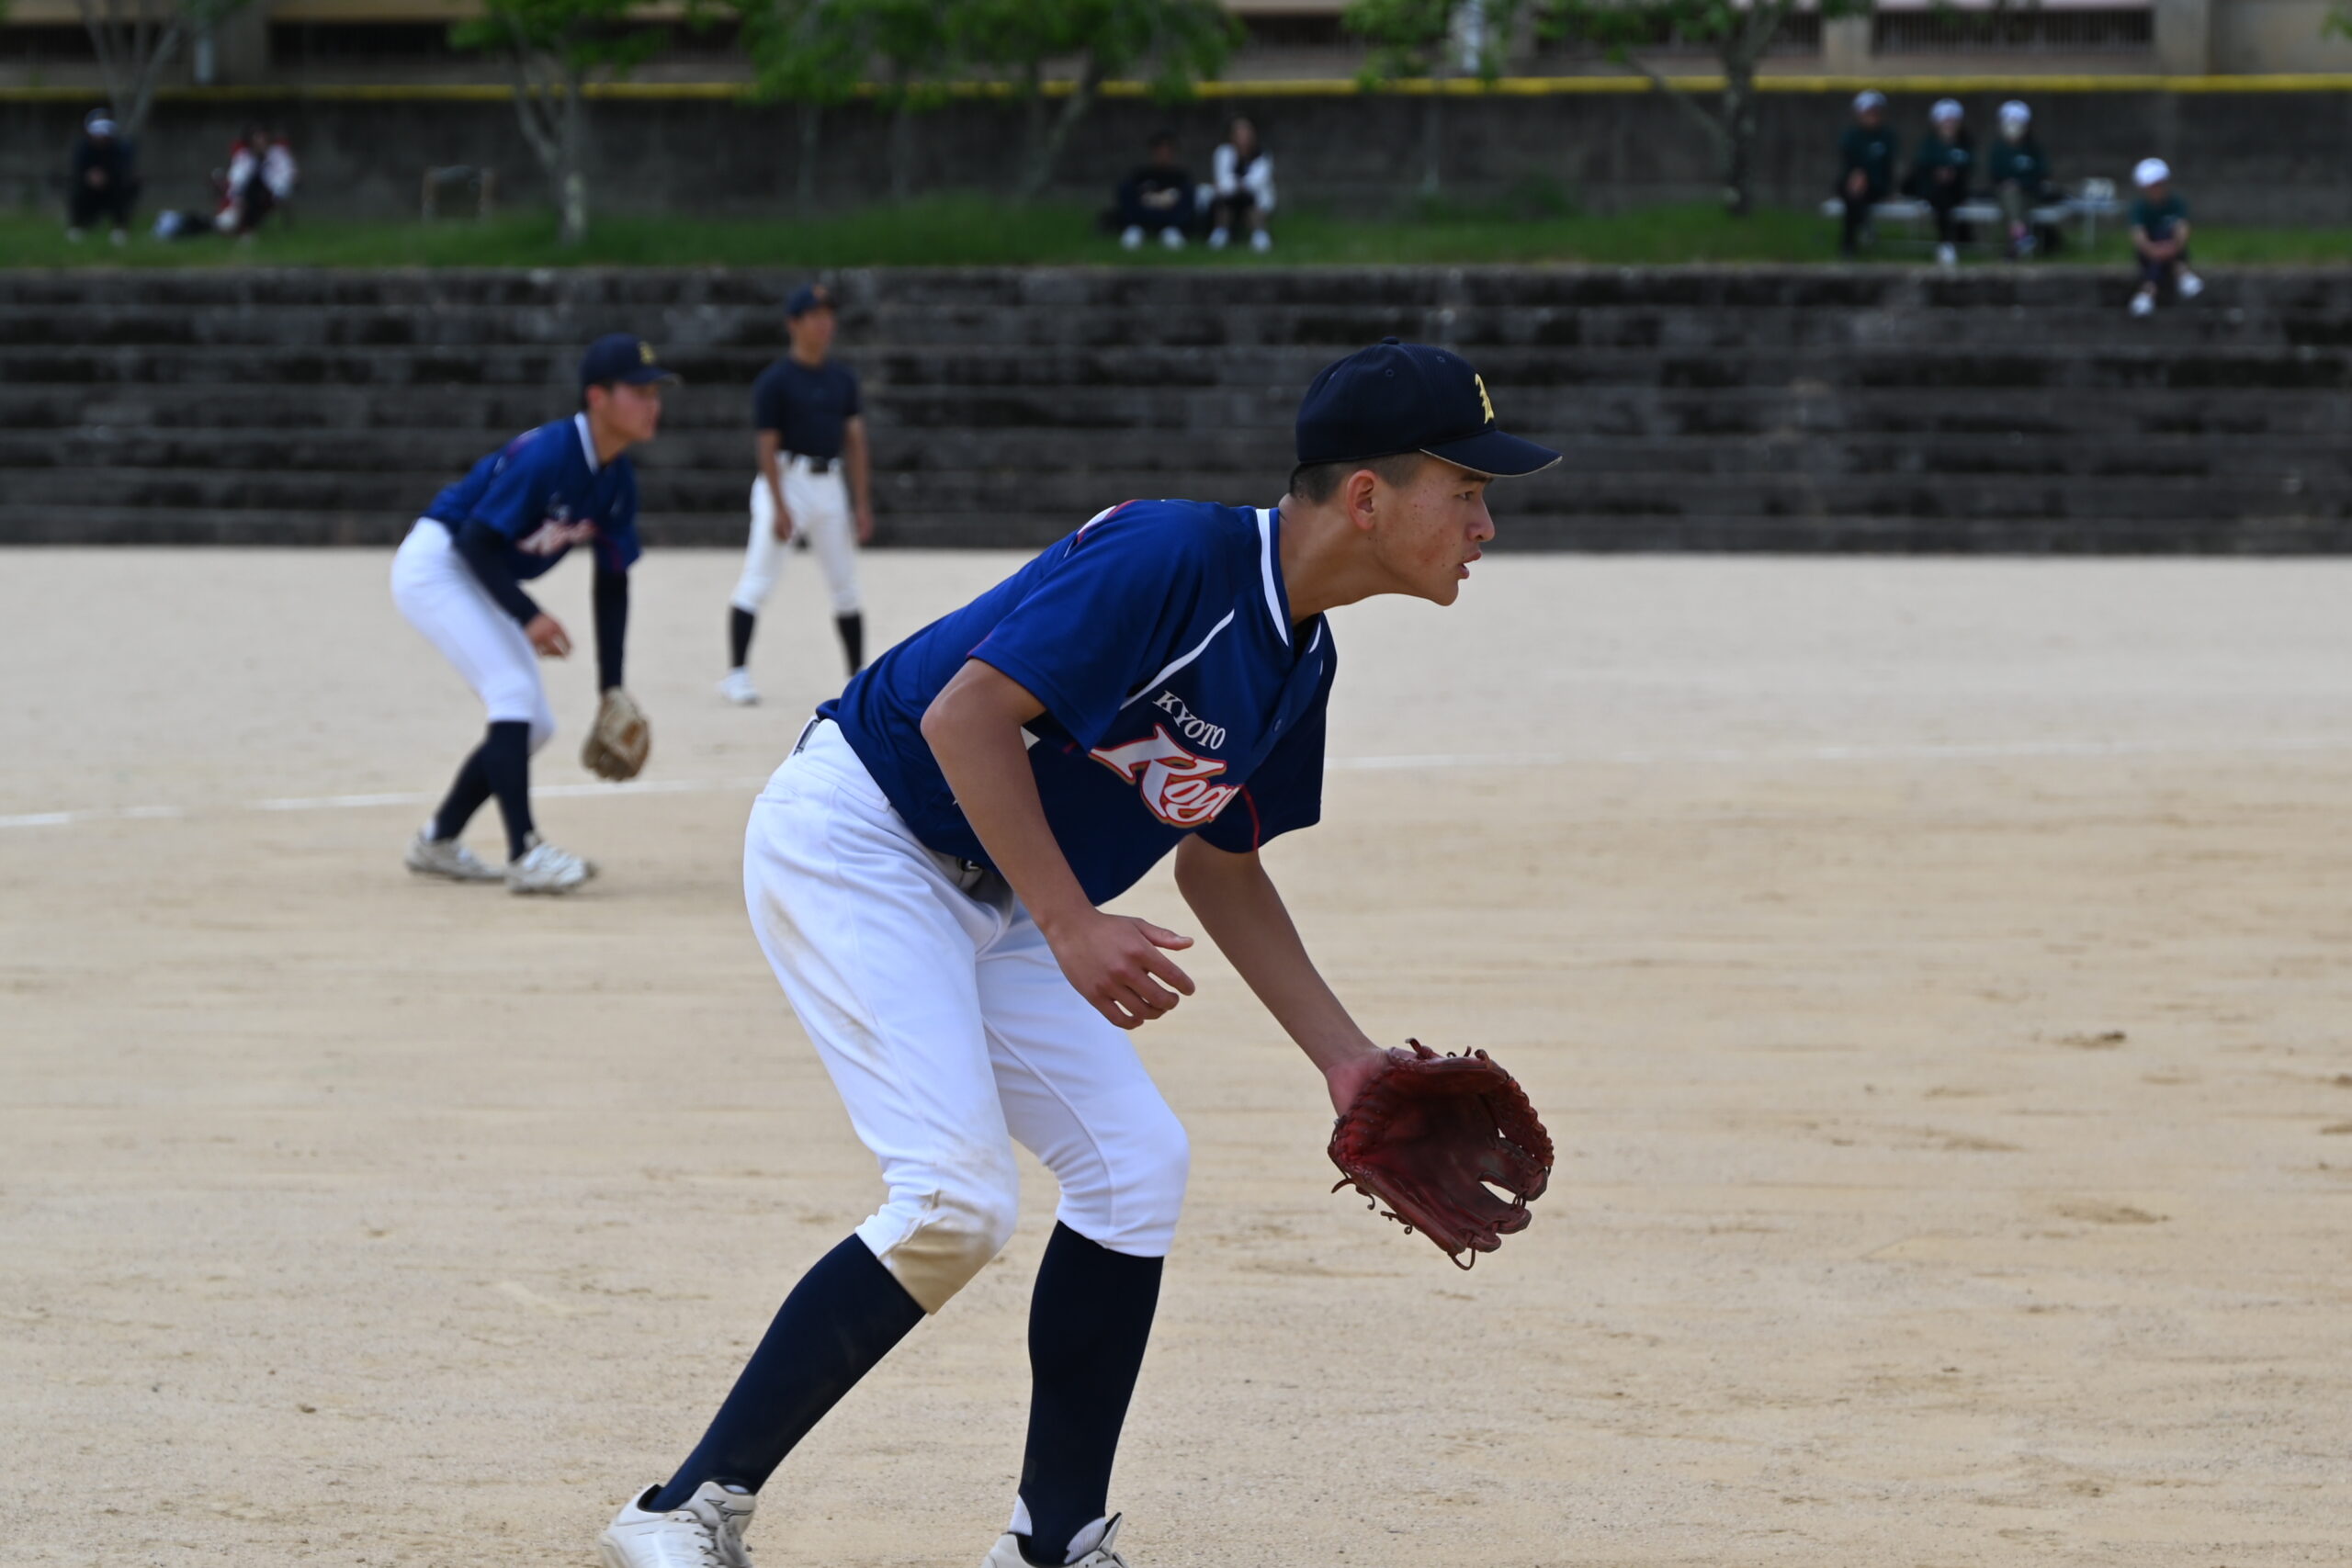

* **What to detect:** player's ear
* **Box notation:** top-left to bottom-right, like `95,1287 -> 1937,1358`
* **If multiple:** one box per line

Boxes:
1344,466 -> 1381,532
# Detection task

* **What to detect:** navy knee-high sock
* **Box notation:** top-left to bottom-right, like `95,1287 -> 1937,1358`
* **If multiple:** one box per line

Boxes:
1014,1224 -> 1164,1566
729,606 -> 756,671
650,1235 -> 927,1510
430,741 -> 493,842
480,720 -> 535,862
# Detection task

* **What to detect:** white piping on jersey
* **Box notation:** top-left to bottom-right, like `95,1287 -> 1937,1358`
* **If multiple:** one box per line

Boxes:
1255,507 -> 1289,646
573,412 -> 602,474
1306,620 -> 1323,655
1119,609 -> 1238,710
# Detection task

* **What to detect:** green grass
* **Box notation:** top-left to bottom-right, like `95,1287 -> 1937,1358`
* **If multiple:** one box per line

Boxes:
3,195 -> 2347,268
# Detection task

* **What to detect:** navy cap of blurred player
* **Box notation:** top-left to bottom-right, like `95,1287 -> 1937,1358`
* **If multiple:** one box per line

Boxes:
786,283 -> 835,319
579,333 -> 679,390
1295,337 -> 1560,479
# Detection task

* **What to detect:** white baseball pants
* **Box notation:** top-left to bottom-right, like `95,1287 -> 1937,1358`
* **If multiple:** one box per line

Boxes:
390,519 -> 554,751
732,462 -> 862,617
744,720 -> 1190,1314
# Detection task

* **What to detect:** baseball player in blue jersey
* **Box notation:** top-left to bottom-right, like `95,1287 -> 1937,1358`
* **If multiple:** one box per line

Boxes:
596,340 -> 1558,1568
719,282 -> 876,703
390,333 -> 673,894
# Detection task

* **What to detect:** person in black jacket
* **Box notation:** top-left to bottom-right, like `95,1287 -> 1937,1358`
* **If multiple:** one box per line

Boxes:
1988,100 -> 2057,258
67,109 -> 138,245
1835,91 -> 1898,257
1904,98 -> 1974,268
1113,130 -> 1197,251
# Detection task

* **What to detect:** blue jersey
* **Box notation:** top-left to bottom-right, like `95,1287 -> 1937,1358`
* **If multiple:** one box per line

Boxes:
424,414 -> 642,579
822,499 -> 1337,905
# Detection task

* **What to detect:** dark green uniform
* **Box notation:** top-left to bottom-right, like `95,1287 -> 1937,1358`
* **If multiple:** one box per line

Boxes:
2132,191 -> 2191,288
1904,129 -> 1975,244
1834,123 -> 1898,254
1988,135 -> 2053,197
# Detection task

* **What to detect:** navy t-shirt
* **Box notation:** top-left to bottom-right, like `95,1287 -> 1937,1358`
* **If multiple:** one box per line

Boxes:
424,414 -> 641,579
2132,193 -> 2188,243
752,355 -> 861,459
820,499 -> 1337,906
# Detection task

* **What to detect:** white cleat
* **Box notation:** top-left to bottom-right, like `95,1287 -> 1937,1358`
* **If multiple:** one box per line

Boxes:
507,835 -> 596,895
1250,229 -> 1272,254
1934,242 -> 1958,269
1207,227 -> 1229,250
1119,224 -> 1144,250
403,827 -> 503,883
981,1515 -> 1128,1568
2177,269 -> 2205,299
599,1481 -> 757,1568
718,667 -> 761,706
1160,228 -> 1185,250
2130,290 -> 2155,318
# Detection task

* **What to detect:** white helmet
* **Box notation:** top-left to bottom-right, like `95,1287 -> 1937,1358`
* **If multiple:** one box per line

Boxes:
2133,157 -> 2171,187
1852,89 -> 1887,114
1999,99 -> 2031,129
1930,97 -> 1963,122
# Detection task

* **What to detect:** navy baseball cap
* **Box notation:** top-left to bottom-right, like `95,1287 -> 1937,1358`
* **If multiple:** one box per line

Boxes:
1296,338 -> 1559,479
786,283 -> 834,318
578,333 -> 678,390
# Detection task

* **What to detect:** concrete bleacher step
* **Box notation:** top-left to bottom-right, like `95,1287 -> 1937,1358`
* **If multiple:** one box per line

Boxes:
4,264 -> 2347,551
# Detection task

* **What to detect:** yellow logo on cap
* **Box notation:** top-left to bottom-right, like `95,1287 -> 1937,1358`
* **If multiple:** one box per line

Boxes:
1475,373 -> 1495,424
639,341 -> 657,365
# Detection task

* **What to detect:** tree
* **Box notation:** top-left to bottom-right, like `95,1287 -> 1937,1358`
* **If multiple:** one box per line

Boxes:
77,0 -> 250,141
821,0 -> 961,203
451,0 -> 667,246
959,0 -> 1238,202
1537,0 -> 1868,217
739,0 -> 866,210
1344,0 -> 1523,197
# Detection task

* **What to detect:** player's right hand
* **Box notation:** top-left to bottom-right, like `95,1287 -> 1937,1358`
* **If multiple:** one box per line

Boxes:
1046,909 -> 1196,1030
773,514 -> 795,544
526,612 -> 571,659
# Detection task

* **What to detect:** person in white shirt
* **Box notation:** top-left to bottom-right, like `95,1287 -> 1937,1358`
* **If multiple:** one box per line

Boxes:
1208,115 -> 1276,254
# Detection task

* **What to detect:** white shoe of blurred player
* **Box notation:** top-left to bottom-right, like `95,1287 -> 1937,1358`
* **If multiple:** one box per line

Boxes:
718,667 -> 760,705
404,827 -> 503,883
2130,289 -> 2155,318
599,1481 -> 757,1568
1160,228 -> 1185,250
2177,270 -> 2204,299
1119,225 -> 1144,250
1208,227 -> 1229,250
980,1515 -> 1127,1568
1250,229 -> 1272,254
1935,243 -> 1957,269
508,835 -> 595,895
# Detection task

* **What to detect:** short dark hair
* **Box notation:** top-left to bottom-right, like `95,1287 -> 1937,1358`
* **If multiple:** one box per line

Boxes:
1285,451 -> 1424,503
1148,129 -> 1176,148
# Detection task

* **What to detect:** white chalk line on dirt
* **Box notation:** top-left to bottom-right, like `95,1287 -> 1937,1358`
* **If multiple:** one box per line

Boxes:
7,733 -> 2352,833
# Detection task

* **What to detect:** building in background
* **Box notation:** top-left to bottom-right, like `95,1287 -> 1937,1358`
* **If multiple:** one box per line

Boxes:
0,0 -> 2342,88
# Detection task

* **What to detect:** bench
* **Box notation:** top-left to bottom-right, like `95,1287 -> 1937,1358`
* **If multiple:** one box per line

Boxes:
1820,180 -> 2124,254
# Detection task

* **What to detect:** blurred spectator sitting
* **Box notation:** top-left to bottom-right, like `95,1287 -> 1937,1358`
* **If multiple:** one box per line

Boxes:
1834,90 -> 1896,257
1903,98 -> 1973,268
1114,130 -> 1196,251
1207,115 -> 1276,254
2128,158 -> 2202,318
218,125 -> 298,237
67,108 -> 139,246
1988,100 -> 2055,259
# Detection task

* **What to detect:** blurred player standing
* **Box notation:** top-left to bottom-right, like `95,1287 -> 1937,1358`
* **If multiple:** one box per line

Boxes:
720,282 -> 876,704
390,333 -> 672,893
596,340 -> 1558,1568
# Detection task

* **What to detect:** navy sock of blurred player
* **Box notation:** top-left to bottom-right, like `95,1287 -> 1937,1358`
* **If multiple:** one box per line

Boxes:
650,1235 -> 925,1510
729,606 -> 756,671
1014,1224 -> 1163,1565
429,742 -> 493,843
479,720 -> 535,861
835,613 -> 865,674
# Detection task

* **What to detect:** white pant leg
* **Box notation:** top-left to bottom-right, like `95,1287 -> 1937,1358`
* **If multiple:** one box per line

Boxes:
744,724 -> 1023,1313
390,519 -> 555,751
731,475 -> 787,615
978,915 -> 1190,1258
789,465 -> 863,616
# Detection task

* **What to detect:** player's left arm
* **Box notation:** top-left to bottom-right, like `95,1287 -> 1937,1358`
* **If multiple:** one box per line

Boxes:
843,414 -> 874,544
1173,836 -> 1386,1113
590,475 -> 639,694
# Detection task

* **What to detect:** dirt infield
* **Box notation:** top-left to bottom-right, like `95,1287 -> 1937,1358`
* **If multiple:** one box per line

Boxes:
6,547 -> 2351,1567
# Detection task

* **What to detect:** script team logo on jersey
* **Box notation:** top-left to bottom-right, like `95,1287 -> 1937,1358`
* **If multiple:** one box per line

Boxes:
516,502 -> 598,558
1090,726 -> 1240,828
